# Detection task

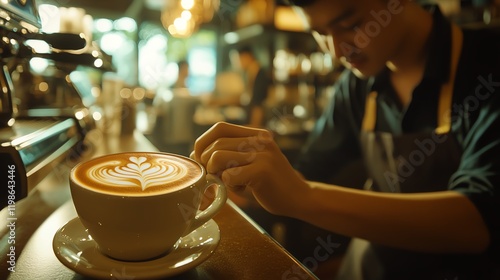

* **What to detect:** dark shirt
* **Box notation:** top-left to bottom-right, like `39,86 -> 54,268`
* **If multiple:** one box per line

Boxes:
243,67 -> 272,126
248,67 -> 272,108
296,4 -> 500,267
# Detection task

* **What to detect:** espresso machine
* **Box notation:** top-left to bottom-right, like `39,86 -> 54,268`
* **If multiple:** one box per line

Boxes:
0,0 -> 106,209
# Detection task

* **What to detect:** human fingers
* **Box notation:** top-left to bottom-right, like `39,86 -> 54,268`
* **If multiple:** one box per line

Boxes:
204,149 -> 254,176
204,149 -> 275,194
205,146 -> 286,188
219,157 -> 307,217
193,122 -> 271,162
219,161 -> 285,215
199,136 -> 270,167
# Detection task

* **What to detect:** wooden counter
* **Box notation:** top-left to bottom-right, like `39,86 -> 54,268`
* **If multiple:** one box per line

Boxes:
0,129 -> 318,280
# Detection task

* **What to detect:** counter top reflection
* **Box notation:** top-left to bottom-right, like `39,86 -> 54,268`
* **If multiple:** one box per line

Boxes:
0,129 -> 317,280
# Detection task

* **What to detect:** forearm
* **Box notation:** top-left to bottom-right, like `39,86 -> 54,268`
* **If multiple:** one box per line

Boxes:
193,122 -> 491,255
293,181 -> 490,254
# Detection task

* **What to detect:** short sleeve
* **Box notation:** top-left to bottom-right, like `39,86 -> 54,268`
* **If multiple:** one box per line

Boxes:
449,92 -> 500,256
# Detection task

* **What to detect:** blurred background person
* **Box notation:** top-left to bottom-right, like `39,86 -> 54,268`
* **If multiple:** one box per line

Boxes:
172,59 -> 189,89
236,45 -> 272,128
204,46 -> 272,128
151,59 -> 200,156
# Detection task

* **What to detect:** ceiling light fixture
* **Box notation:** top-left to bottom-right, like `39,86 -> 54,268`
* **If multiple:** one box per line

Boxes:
161,0 -> 220,38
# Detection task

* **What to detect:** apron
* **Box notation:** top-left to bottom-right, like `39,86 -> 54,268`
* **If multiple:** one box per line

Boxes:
334,23 -> 489,280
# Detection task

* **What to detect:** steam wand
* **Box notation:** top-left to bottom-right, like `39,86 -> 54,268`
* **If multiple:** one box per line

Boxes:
0,29 -> 88,127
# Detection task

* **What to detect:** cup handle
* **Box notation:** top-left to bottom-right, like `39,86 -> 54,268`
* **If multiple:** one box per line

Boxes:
186,174 -> 227,232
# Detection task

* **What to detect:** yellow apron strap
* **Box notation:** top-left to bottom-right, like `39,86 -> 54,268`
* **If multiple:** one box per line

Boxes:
362,91 -> 378,132
360,23 -> 463,134
435,23 -> 463,134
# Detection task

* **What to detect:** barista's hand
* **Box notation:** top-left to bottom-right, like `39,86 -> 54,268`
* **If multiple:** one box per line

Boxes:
193,122 -> 310,217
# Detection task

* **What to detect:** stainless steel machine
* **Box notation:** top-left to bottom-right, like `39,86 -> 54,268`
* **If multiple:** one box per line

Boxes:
0,0 -> 108,208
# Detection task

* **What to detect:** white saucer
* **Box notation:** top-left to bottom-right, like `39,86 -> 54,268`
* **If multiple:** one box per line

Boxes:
53,217 -> 220,279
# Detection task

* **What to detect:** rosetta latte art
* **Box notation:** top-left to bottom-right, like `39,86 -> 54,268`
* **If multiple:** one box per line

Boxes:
87,156 -> 188,191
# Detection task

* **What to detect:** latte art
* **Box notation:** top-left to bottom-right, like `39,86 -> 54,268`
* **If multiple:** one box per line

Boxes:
72,153 -> 203,195
88,156 -> 188,191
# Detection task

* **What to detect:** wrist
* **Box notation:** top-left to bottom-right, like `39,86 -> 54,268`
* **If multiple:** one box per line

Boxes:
288,180 -> 315,221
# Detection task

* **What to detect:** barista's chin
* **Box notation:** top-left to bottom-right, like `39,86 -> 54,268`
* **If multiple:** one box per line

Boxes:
340,59 -> 377,79
351,68 -> 368,79
345,60 -> 386,79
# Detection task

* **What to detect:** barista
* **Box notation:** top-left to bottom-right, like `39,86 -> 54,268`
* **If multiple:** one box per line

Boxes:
193,0 -> 500,279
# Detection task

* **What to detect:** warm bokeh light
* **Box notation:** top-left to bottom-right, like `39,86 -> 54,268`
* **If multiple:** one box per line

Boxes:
95,18 -> 113,33
181,0 -> 195,10
38,4 -> 60,33
113,17 -> 137,32
162,0 -> 219,38
181,10 -> 192,20
38,82 -> 49,92
93,58 -> 104,68
132,87 -> 146,100
29,58 -> 50,73
274,6 -> 308,32
120,87 -> 132,99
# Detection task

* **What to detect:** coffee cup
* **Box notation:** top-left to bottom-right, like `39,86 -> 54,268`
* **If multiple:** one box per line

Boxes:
69,152 -> 227,261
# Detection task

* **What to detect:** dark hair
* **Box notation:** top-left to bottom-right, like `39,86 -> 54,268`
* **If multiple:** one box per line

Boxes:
279,0 -> 316,7
177,60 -> 188,68
236,45 -> 254,56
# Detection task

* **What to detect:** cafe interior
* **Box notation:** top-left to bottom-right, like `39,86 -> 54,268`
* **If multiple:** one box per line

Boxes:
1,0 -> 499,279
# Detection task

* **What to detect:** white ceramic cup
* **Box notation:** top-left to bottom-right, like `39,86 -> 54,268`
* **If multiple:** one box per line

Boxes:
69,152 -> 227,261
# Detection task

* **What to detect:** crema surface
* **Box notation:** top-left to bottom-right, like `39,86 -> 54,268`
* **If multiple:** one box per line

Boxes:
71,153 -> 203,196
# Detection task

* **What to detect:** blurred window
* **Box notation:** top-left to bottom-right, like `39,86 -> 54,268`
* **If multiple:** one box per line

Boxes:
138,22 -> 216,94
